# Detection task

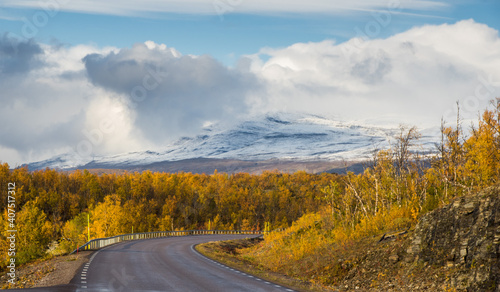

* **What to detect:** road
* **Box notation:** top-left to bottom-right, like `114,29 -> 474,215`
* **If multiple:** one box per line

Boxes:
13,235 -> 296,292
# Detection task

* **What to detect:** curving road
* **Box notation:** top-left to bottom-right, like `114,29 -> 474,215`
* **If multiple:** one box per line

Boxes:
14,235 -> 296,292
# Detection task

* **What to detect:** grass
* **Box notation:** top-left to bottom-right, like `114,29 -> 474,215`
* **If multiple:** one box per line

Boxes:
196,208 -> 455,291
195,237 -> 332,292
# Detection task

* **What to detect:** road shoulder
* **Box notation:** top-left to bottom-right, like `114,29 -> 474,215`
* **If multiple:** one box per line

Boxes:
0,251 -> 92,289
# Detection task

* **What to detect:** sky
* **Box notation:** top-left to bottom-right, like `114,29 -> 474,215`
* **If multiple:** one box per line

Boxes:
0,0 -> 500,166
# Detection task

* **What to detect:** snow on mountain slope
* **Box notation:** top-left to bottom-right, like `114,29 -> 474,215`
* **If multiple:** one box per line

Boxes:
27,113 -> 441,170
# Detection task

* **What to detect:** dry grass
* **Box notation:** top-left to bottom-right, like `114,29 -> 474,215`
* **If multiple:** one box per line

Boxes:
196,237 -> 332,292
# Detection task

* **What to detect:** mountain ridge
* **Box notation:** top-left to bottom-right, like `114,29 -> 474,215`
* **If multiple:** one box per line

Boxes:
25,113 -> 441,173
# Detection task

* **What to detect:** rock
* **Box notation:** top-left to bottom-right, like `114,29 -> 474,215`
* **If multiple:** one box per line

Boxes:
407,185 -> 500,291
389,254 -> 399,263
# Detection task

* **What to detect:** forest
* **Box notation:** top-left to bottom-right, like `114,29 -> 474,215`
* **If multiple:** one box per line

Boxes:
0,98 -> 499,275
0,163 -> 339,266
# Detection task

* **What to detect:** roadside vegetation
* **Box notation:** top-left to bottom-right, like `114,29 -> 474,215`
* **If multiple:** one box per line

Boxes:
0,98 -> 498,288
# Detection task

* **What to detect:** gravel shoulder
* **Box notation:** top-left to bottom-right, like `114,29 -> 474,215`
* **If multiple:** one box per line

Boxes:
1,251 -> 92,289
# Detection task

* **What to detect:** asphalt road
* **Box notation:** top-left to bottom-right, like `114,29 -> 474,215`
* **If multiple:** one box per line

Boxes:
13,234 -> 296,292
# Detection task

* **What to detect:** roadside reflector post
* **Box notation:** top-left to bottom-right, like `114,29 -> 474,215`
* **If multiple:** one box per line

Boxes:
88,213 -> 90,242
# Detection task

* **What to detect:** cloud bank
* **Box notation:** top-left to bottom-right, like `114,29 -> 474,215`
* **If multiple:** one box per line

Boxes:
1,20 -> 499,166
248,20 -> 500,123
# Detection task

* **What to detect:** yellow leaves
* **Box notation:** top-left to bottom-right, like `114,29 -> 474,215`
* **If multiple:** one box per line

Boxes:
59,212 -> 89,253
15,200 -> 53,264
410,206 -> 419,222
90,194 -> 124,238
435,99 -> 500,191
463,110 -> 500,187
158,214 -> 173,231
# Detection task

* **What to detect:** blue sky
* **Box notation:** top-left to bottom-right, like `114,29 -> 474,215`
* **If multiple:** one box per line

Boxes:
1,1 -> 499,65
0,0 -> 500,166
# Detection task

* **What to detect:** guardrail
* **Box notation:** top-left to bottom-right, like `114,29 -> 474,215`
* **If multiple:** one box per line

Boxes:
70,230 -> 265,254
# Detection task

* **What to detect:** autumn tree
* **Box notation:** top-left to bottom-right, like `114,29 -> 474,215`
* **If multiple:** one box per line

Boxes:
464,98 -> 500,188
60,212 -> 89,253
16,200 -> 53,264
90,194 -> 125,238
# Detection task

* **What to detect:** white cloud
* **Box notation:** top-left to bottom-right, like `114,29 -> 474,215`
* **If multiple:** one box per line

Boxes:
83,89 -> 145,155
82,42 -> 262,145
0,0 -> 448,16
0,37 -> 126,165
247,19 -> 500,125
1,20 -> 500,167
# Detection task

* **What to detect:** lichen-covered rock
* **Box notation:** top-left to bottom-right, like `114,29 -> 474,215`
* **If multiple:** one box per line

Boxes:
407,185 -> 500,291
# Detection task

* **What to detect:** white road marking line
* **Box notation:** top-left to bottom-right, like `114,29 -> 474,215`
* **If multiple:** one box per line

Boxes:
81,277 -> 87,280
82,286 -> 87,289
274,285 -> 281,288
264,281 -> 271,284
81,281 -> 87,284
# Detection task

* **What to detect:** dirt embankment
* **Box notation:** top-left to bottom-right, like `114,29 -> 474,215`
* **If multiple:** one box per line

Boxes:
0,251 -> 91,289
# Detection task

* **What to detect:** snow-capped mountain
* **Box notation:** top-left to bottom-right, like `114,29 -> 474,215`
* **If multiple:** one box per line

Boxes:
27,113 -> 441,172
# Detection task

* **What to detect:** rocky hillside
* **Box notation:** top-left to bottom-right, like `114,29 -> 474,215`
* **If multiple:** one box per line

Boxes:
340,186 -> 500,291
406,185 -> 500,291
